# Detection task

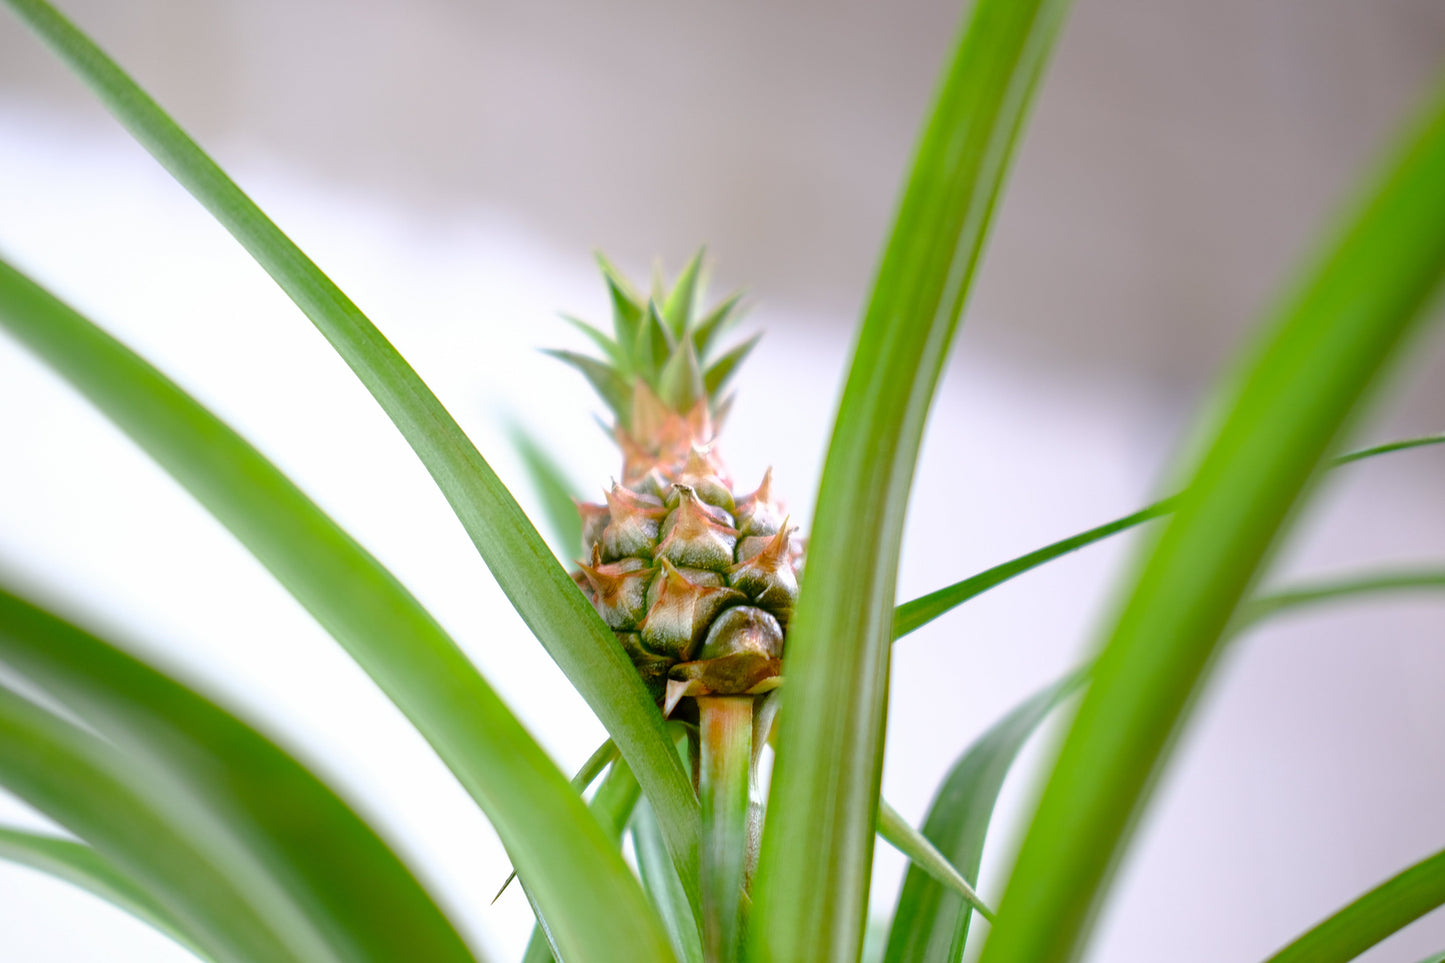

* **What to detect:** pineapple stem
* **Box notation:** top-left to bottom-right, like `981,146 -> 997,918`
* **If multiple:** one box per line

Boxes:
698,695 -> 753,963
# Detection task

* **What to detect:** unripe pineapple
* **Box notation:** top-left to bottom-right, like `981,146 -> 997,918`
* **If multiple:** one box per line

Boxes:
552,254 -> 801,715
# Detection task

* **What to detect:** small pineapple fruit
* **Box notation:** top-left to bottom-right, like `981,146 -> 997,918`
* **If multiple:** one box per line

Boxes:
552,253 -> 801,715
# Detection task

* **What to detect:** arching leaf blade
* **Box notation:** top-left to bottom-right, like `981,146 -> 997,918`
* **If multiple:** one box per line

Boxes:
893,433 -> 1445,643
749,0 -> 1073,958
1263,845 -> 1445,963
0,587 -> 482,963
0,684 -> 307,963
876,799 -> 994,922
508,423 -> 586,559
0,826 -> 214,961
884,669 -> 1085,963
0,256 -> 676,963
886,565 -> 1444,963
0,0 -> 701,909
979,79 -> 1445,963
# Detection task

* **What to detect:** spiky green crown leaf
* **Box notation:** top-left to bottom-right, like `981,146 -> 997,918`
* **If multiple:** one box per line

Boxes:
548,250 -> 754,432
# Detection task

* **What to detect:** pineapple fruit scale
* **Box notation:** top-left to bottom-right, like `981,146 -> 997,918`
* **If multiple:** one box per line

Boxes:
551,253 -> 802,715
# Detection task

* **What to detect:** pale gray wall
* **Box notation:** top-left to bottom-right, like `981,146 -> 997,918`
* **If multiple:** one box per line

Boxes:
3,0 -> 1444,396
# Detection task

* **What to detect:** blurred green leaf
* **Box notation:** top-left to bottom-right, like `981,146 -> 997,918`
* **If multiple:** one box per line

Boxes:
542,349 -> 634,422
523,757 -> 646,963
663,248 -> 706,338
596,252 -> 645,363
980,80 -> 1445,963
883,564 -> 1443,963
635,300 -> 675,384
0,0 -> 701,913
884,669 -> 1084,963
692,292 -> 744,360
658,336 -> 705,413
1331,431 -> 1445,465
893,432 -> 1445,642
703,334 -> 762,402
1240,569 -> 1445,626
876,799 -> 994,923
508,423 -> 586,559
635,798 -> 706,963
0,683 -> 305,963
494,739 -> 619,903
0,588 -> 479,963
560,313 -> 625,369
0,256 -> 676,963
0,825 -> 213,960
1263,845 -> 1445,963
750,0 -> 1072,957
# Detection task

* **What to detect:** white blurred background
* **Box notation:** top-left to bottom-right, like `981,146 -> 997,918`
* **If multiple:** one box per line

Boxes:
0,1 -> 1443,960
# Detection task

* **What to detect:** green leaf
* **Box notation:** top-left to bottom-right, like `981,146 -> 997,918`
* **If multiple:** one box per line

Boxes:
542,349 -> 634,422
663,247 -> 706,338
881,566 -> 1444,963
979,80 -> 1445,963
875,799 -> 994,923
494,738 -> 619,903
1330,431 -> 1445,465
508,423 -> 586,559
1240,568 -> 1445,627
0,0 -> 701,915
522,756 -> 645,963
635,799 -> 706,963
703,333 -> 762,402
658,335 -> 705,413
560,313 -> 625,369
596,252 -> 645,360
893,432 -> 1445,643
883,670 -> 1085,963
0,683 -> 305,963
0,825 -> 213,960
1262,845 -> 1445,963
635,300 -> 676,384
692,293 -> 744,361
0,588 -> 480,963
749,0 -> 1072,957
0,256 -> 677,963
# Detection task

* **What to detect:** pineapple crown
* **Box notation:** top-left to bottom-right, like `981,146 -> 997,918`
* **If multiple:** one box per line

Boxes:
546,250 -> 758,437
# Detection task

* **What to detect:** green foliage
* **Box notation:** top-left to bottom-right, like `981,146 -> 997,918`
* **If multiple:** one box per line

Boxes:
750,0 -> 1072,957
1,0 -> 1442,961
979,79 -> 1445,963
1263,845 -> 1445,963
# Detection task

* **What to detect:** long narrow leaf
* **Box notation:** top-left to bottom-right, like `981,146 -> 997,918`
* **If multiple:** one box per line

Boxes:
0,257 -> 674,962
885,566 -> 1445,963
884,669 -> 1086,963
635,800 -> 706,963
522,757 -> 646,963
1240,569 -> 1445,626
980,80 -> 1445,963
1263,845 -> 1445,963
0,587 -> 480,963
750,0 -> 1072,957
0,684 -> 308,963
893,500 -> 1175,639
508,423 -> 586,558
0,0 -> 701,908
893,433 -> 1445,642
876,799 -> 994,922
0,826 -> 212,960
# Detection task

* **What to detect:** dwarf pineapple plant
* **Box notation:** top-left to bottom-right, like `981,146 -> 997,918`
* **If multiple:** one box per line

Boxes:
2,0 -> 1445,962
